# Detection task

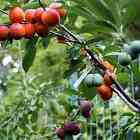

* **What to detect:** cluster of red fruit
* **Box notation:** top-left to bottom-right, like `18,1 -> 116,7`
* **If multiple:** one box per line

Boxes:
0,3 -> 66,41
56,99 -> 92,139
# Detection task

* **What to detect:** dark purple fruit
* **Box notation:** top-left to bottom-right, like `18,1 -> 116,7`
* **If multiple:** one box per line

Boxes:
64,122 -> 80,135
80,100 -> 92,118
80,100 -> 92,113
82,111 -> 91,118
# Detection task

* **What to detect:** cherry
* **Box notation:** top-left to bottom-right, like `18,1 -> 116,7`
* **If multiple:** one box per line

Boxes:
49,2 -> 67,17
9,23 -> 25,40
41,8 -> 60,26
34,8 -> 44,22
9,7 -> 25,23
24,23 -> 35,39
104,73 -> 113,86
64,122 -> 80,135
102,61 -> 114,71
0,25 -> 9,41
25,9 -> 36,23
34,23 -> 49,37
97,84 -> 112,101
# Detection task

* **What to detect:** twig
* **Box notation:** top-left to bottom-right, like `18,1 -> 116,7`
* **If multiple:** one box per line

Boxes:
59,24 -> 83,44
112,88 -> 140,112
0,9 -> 8,15
71,109 -> 80,121
58,24 -> 140,112
49,31 -> 81,44
38,0 -> 46,11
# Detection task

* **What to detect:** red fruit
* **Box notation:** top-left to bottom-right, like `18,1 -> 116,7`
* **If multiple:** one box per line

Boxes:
64,122 -> 80,135
41,8 -> 60,26
25,9 -> 35,23
24,23 -> 35,39
34,23 -> 49,37
34,8 -> 44,22
9,23 -> 25,40
49,2 -> 67,17
0,25 -> 9,41
102,61 -> 114,71
104,73 -> 113,86
9,7 -> 25,23
55,128 -> 65,139
97,84 -> 112,101
57,8 -> 67,17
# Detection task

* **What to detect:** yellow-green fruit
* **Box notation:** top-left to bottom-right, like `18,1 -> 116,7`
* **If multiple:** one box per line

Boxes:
118,53 -> 131,66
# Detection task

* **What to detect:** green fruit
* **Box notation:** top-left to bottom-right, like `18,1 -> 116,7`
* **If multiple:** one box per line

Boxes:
130,40 -> 140,54
125,41 -> 140,60
84,73 -> 103,87
118,53 -> 131,66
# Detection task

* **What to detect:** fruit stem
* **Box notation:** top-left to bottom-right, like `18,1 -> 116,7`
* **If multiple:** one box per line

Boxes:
59,24 -> 83,44
49,31 -> 80,44
0,9 -> 8,15
70,109 -> 80,121
38,0 -> 46,11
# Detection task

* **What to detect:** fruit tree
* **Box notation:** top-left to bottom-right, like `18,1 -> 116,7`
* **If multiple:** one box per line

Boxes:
0,0 -> 140,140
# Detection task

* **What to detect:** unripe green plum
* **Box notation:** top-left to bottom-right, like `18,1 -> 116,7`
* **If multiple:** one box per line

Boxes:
124,41 -> 140,60
84,73 -> 103,87
118,53 -> 131,66
130,40 -> 140,54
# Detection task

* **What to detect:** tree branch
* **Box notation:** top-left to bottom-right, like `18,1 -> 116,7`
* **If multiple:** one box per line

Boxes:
58,24 -> 140,112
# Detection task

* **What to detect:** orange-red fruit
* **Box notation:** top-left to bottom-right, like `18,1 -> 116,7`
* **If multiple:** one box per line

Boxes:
25,9 -> 35,23
41,8 -> 60,26
24,23 -> 35,39
102,61 -> 113,71
9,23 -> 25,40
34,23 -> 48,37
104,74 -> 113,86
57,8 -> 67,17
9,7 -> 25,23
34,8 -> 44,22
49,2 -> 67,17
0,25 -> 9,41
97,84 -> 112,101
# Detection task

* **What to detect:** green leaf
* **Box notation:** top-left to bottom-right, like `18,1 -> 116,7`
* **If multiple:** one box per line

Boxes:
22,37 -> 38,72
